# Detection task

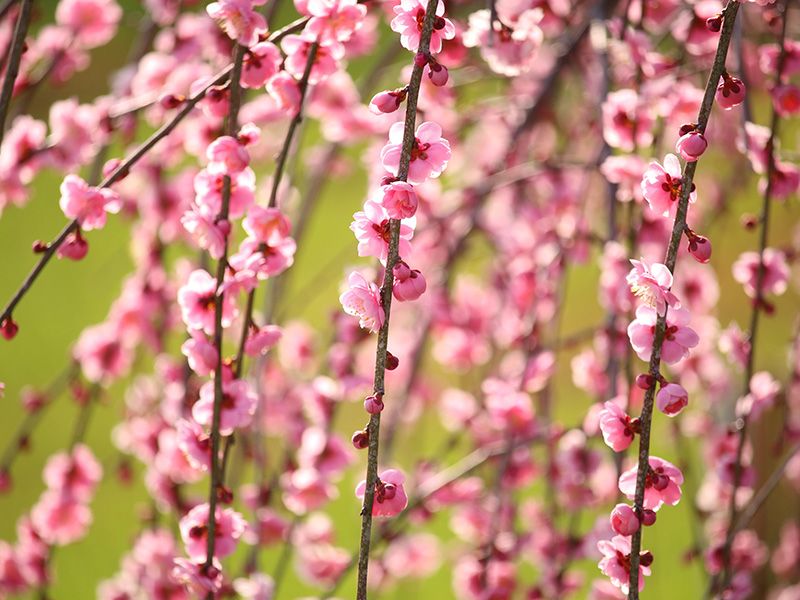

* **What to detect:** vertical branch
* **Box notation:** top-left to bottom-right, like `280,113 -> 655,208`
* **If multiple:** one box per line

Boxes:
355,0 -> 440,597
0,0 -> 33,144
626,2 -> 741,598
203,43 -> 247,583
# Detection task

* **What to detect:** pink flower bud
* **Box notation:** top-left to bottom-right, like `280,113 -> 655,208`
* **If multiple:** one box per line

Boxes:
237,122 -> 261,147
642,509 -> 657,526
610,503 -> 640,536
706,14 -> 722,32
393,269 -> 426,302
385,351 -> 400,370
32,240 -> 49,253
414,52 -> 429,67
364,394 -> 384,414
102,158 -> 126,181
716,75 -> 746,110
379,482 -> 397,500
352,429 -> 369,449
427,61 -> 449,86
1,318 -> 18,340
656,382 -> 689,417
158,93 -> 185,109
379,181 -> 418,219
687,234 -> 712,263
652,473 -> 669,492
216,218 -> 232,237
57,230 -> 89,261
675,131 -> 708,162
635,373 -> 654,390
369,88 -> 407,115
393,260 -> 412,281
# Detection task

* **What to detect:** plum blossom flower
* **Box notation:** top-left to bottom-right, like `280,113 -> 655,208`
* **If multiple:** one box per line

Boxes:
355,469 -> 408,517
376,181 -> 418,219
281,468 -> 338,514
59,174 -> 122,231
181,209 -> 230,259
281,34 -> 345,85
30,490 -> 93,546
306,0 -> 366,45
601,89 -> 654,152
206,136 -> 250,175
180,329 -> 219,376
339,271 -> 385,333
597,535 -> 651,594
192,378 -> 258,436
598,401 -> 637,452
206,0 -> 268,48
462,8 -> 543,77
177,269 -> 238,335
640,154 -> 696,218
42,444 -> 102,502
170,558 -> 223,597
618,455 -> 683,511
242,206 -> 291,244
772,84 -> 800,118
369,88 -> 407,115
194,167 -> 256,220
627,258 -> 680,316
179,503 -> 247,561
732,248 -> 790,298
73,323 -> 133,385
349,199 -> 414,262
381,121 -> 450,185
627,305 -> 700,365
241,42 -> 283,88
391,0 -> 455,53
55,0 -> 122,48
656,382 -> 689,417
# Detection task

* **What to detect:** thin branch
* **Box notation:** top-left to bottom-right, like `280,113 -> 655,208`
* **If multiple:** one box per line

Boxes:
0,0 -> 33,144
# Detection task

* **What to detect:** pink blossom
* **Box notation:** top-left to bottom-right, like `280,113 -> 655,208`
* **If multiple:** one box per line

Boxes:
391,0 -> 455,53
339,271 -> 385,333
737,371 -> 780,421
377,181 -> 419,220
381,121 -> 451,185
656,382 -> 689,417
55,0 -> 122,48
59,174 -> 122,231
610,504 -> 640,536
177,269 -> 238,335
675,130 -> 708,162
355,469 -> 408,517
597,535 -> 651,594
627,258 -> 680,316
369,88 -> 407,115
640,154 -> 696,217
267,72 -> 302,116
244,324 -> 283,357
242,206 -> 291,244
175,418 -> 213,472
766,160 -> 800,200
30,490 -> 92,546
206,0 -> 268,48
425,60 -> 449,86
382,532 -> 441,579
281,468 -> 338,514
295,542 -> 350,587
170,557 -> 223,597
772,84 -> 800,118
42,443 -> 102,502
206,136 -> 250,175
393,262 -> 426,302
306,0 -> 366,45
281,34 -> 344,85
483,378 -> 535,435
350,199 -> 414,262
179,503 -> 247,561
74,323 -> 133,385
716,74 -> 746,110
233,573 -> 276,600
227,236 -> 296,284
181,209 -> 230,259
687,232 -> 712,263
180,329 -> 219,376
601,89 -> 654,152
241,42 -> 283,88
732,248 -> 790,298
627,305 -> 700,365
598,401 -> 637,452
296,427 -> 353,478
618,455 -> 683,511
0,541 -> 27,595
192,378 -> 258,436
194,166 -> 256,220
56,229 -> 89,260
461,8 -> 543,77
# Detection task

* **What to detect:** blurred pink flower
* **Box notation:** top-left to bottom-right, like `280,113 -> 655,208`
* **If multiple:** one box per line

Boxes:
206,0 -> 268,47
59,174 -> 122,231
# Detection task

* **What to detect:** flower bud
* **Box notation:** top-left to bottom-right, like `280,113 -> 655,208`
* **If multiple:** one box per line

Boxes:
716,74 -> 746,110
428,61 -> 449,86
652,473 -> 669,491
610,504 -> 640,536
352,429 -> 370,449
364,394 -> 384,414
32,240 -> 49,253
369,88 -> 407,115
706,14 -> 722,32
57,230 -> 89,261
159,93 -> 186,109
639,551 -> 655,567
379,482 -> 397,500
687,234 -> 712,264
385,351 -> 400,370
635,373 -> 654,390
414,52 -> 429,67
1,317 -> 19,340
393,269 -> 427,302
642,509 -> 657,526
393,260 -> 412,282
676,130 -> 708,162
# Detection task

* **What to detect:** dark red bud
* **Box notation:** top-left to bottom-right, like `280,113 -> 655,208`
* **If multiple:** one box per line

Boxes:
159,93 -> 185,109
642,509 -> 657,526
635,373 -> 654,390
351,429 -> 369,449
414,52 -> 429,67
706,15 -> 722,32
32,240 -> 49,253
1,318 -> 18,340
217,484 -> 234,505
386,351 -> 400,371
639,550 -> 655,567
